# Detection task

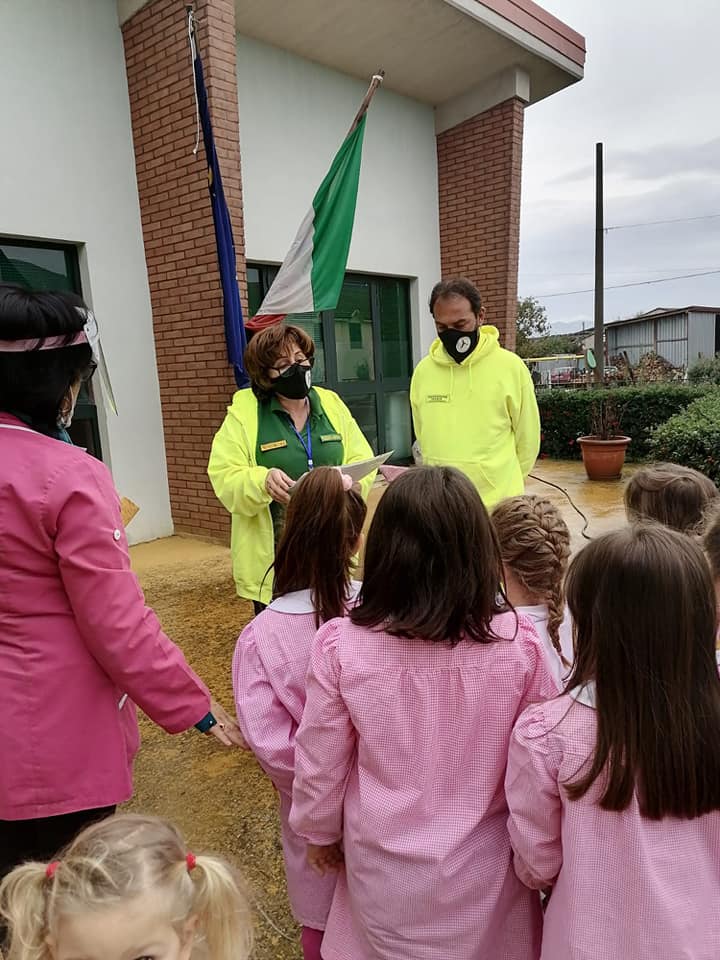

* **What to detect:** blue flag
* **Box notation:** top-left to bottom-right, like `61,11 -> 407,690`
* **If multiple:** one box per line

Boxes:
191,17 -> 248,388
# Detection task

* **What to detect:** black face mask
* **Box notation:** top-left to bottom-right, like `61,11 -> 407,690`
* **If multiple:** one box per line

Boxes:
438,327 -> 479,364
272,362 -> 312,400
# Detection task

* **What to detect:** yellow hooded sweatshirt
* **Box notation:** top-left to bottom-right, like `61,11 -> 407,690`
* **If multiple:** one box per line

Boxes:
410,325 -> 540,507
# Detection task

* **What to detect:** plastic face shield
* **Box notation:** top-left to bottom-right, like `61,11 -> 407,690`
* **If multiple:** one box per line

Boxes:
78,309 -> 117,415
0,306 -> 117,415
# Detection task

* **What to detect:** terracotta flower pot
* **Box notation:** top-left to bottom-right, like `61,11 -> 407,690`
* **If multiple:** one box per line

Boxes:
578,435 -> 631,481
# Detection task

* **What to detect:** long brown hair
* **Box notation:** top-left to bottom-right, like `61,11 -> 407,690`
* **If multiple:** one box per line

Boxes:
564,524 -> 720,819
703,501 -> 720,579
624,462 -> 719,534
273,466 -> 367,626
351,466 -> 505,645
491,496 -> 571,663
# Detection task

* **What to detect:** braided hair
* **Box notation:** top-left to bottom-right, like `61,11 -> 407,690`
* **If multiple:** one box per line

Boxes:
491,495 -> 571,664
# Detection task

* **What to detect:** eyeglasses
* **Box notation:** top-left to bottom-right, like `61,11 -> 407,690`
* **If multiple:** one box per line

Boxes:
270,355 -> 315,378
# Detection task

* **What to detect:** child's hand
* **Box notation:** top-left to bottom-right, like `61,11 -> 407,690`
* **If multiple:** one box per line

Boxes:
306,842 -> 344,875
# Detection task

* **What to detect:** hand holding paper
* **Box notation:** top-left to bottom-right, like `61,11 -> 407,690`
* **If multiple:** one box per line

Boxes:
291,452 -> 393,495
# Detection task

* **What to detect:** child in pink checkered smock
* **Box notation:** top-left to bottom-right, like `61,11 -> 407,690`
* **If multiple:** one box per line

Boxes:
232,467 -> 366,960
506,525 -> 720,960
290,466 -> 559,960
492,495 -> 573,687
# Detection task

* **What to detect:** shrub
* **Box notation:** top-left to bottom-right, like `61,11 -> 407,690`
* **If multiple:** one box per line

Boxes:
648,391 -> 720,486
687,354 -> 720,385
537,384 -> 709,461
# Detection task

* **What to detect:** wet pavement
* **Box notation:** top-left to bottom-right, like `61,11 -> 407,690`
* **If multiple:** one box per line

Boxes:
525,458 -> 630,551
369,459 -> 630,554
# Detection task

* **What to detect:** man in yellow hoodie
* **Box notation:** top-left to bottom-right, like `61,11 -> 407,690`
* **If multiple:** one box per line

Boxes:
410,278 -> 540,508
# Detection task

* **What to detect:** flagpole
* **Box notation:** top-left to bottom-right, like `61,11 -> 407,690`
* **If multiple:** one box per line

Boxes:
347,70 -> 385,136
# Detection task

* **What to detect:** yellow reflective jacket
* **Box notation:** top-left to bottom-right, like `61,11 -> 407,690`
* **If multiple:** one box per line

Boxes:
208,386 -> 374,603
410,326 -> 540,507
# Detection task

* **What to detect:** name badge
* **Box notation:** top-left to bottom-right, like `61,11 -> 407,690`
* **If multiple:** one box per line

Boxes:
260,439 -> 288,452
426,394 -> 450,403
320,433 -> 342,443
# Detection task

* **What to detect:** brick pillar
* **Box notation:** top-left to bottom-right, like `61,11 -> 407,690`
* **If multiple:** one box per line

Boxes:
436,98 -> 524,349
121,0 -> 245,539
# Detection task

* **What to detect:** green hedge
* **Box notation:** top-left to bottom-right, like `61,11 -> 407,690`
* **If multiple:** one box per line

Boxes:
648,391 -> 720,485
687,355 -> 720,385
537,385 -> 709,461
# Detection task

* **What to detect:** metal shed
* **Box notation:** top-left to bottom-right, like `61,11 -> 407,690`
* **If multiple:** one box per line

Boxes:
605,306 -> 720,371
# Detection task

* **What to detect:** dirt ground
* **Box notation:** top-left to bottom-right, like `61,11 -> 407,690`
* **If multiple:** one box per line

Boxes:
126,464 -> 629,956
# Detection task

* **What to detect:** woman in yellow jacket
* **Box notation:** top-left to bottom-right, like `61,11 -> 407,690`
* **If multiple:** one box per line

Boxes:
208,324 -> 374,613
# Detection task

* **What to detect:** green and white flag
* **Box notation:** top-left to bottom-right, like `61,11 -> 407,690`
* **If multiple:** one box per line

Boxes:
247,108 -> 371,331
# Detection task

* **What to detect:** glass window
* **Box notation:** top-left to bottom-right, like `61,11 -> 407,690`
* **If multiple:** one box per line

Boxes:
384,390 -> 413,460
343,394 -> 378,454
288,314 -> 326,384
349,320 -> 363,348
246,266 -> 262,315
334,279 -> 375,382
378,277 -> 412,379
0,242 -> 78,292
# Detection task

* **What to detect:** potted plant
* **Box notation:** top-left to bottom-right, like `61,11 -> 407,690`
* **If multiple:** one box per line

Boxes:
578,395 -> 631,480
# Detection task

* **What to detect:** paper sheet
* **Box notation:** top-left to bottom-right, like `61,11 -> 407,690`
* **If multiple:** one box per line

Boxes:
338,451 -> 393,483
292,452 -> 393,492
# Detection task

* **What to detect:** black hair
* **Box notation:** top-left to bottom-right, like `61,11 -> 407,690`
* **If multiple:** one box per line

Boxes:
0,285 -> 94,430
429,278 -> 482,317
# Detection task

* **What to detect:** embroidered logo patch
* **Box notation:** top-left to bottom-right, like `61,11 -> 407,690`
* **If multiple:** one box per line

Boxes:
260,440 -> 288,452
320,433 -> 342,442
426,394 -> 450,403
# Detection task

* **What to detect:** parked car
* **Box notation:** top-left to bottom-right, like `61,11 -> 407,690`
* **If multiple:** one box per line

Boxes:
550,366 -> 576,385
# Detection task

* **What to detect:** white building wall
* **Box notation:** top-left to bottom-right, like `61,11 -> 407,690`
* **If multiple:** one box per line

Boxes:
1,0 -> 172,543
235,35 -> 442,359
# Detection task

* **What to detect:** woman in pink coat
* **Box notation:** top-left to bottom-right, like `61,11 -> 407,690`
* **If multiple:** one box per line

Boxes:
233,467 -> 367,960
290,466 -> 559,960
0,285 -> 243,878
506,525 -> 720,960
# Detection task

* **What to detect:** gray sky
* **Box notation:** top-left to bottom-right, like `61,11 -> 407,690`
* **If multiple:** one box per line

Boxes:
519,0 -> 720,333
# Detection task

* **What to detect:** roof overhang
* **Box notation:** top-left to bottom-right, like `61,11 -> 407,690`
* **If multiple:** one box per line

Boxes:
117,0 -> 585,132
233,0 -> 585,132
606,307 -> 720,329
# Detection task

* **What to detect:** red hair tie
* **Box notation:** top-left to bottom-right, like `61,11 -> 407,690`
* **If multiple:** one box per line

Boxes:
186,852 -> 197,872
46,861 -> 60,880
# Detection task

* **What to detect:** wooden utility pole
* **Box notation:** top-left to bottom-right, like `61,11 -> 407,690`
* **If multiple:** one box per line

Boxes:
594,142 -> 605,384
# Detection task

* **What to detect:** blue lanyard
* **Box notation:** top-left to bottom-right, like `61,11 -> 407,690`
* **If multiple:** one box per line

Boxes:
290,418 -> 313,470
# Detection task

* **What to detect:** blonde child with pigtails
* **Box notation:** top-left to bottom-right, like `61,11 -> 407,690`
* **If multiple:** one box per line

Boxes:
492,495 -> 573,685
0,813 -> 253,960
